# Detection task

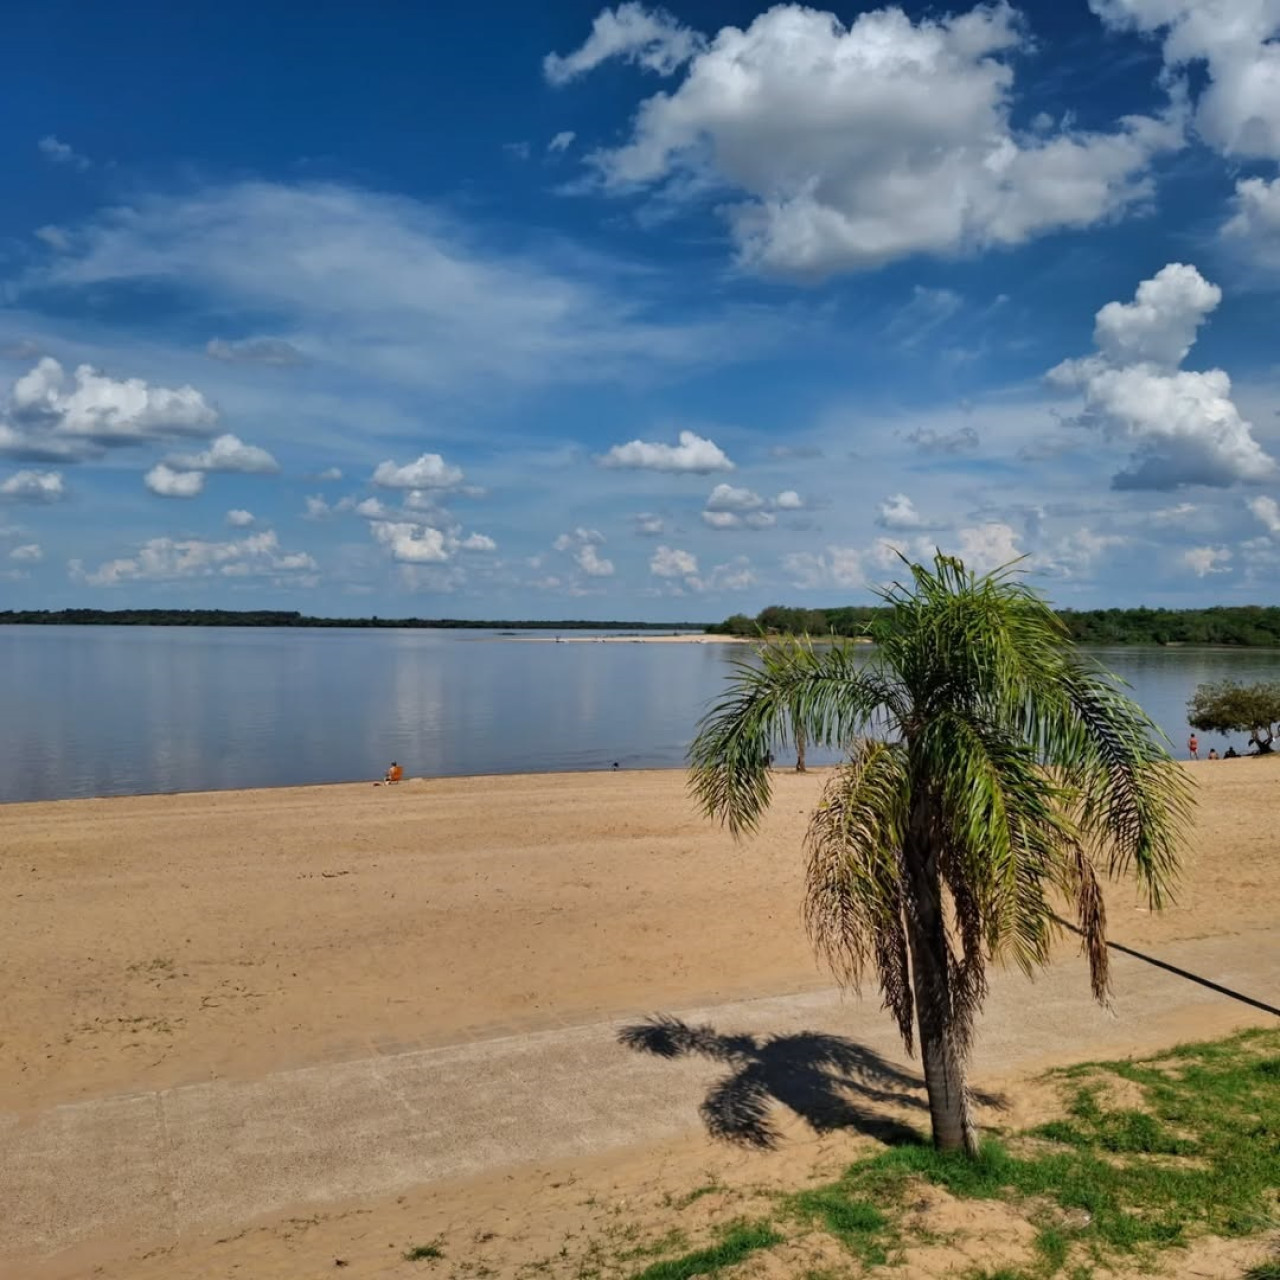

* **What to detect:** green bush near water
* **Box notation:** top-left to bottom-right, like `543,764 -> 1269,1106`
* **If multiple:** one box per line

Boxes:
710,603 -> 1280,646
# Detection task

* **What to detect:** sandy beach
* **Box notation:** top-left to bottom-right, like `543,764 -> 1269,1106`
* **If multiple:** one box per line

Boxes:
494,632 -> 749,643
4,760 -> 1278,1278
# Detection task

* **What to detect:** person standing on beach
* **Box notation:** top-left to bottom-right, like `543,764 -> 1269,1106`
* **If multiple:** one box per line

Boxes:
1188,733 -> 1199,760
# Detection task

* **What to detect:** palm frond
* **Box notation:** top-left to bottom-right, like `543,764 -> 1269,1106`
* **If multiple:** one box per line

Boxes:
1053,662 -> 1193,909
688,638 -> 902,835
803,741 -> 914,1050
1057,845 -> 1110,1004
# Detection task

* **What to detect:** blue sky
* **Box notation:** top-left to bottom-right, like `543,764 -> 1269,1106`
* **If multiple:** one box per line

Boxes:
3,0 -> 1280,618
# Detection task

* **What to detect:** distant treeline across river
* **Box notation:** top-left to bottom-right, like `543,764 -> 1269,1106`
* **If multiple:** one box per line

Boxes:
4,605 -> 1280,647
709,604 -> 1280,647
0,609 -> 706,631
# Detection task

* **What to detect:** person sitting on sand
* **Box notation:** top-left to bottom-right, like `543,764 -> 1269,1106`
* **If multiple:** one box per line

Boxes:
1207,748 -> 1219,760
1225,746 -> 1239,759
384,761 -> 403,784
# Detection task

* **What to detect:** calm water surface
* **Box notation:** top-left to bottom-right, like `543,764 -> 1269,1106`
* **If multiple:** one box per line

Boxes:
2,625 -> 1278,803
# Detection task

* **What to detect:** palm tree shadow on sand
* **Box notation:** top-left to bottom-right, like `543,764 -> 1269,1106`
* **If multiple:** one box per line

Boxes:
618,1015 -> 1006,1150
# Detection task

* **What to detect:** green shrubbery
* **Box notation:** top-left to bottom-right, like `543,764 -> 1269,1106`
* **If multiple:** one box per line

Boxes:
710,604 -> 1280,646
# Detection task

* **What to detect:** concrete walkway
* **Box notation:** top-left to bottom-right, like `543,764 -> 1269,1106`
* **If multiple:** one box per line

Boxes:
5,929 -> 1277,1264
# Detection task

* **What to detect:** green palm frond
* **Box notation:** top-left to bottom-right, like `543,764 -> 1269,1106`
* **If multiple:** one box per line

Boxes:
688,638 -> 904,835
687,550 -> 1194,1096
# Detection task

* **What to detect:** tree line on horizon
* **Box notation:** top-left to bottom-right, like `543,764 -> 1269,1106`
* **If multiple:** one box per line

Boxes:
0,609 -> 706,631
709,603 -> 1280,646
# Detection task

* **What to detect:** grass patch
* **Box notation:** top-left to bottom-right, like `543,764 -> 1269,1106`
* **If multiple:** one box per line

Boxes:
824,1028 -> 1279,1271
630,1220 -> 782,1279
616,1228 -> 689,1262
580,1029 -> 1276,1280
788,1184 -> 893,1264
664,1182 -> 721,1211
403,1239 -> 445,1261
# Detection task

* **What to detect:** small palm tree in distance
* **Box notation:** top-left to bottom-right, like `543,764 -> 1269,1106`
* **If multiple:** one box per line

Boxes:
689,554 -> 1192,1156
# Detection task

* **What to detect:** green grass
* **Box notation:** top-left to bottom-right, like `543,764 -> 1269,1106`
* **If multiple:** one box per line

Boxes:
630,1220 -> 783,1279
814,1028 -> 1279,1272
663,1182 -> 722,1211
403,1239 -> 445,1261
597,1029 -> 1279,1280
788,1184 -> 893,1264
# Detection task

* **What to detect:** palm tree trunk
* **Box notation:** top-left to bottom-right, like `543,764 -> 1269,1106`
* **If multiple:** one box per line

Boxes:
903,830 -> 979,1156
795,725 -> 807,772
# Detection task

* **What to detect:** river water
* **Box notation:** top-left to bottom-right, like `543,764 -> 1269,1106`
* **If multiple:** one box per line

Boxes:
2,626 -> 1277,803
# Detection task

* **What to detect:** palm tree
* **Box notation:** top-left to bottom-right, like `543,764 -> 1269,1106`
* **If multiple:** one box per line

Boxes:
689,555 -> 1191,1156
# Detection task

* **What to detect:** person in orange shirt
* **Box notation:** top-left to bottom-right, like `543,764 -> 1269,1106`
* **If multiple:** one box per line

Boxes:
383,761 -> 403,784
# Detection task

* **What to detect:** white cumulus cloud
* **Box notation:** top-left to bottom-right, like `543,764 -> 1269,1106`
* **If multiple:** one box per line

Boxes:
876,493 -> 924,530
71,530 -> 316,587
1091,0 -> 1280,160
954,522 -> 1023,573
551,526 -> 613,575
370,521 -> 449,563
554,526 -> 605,551
705,483 -> 763,511
144,464 -> 204,498
0,469 -> 65,502
169,433 -> 279,474
650,544 -> 698,577
702,509 -> 775,530
548,130 -> 577,153
226,509 -> 256,527
9,543 -> 43,562
1091,262 -> 1221,368
564,3 -> 1181,278
3,358 -> 217,461
1048,264 -> 1275,489
633,512 -> 665,535
701,483 -> 797,528
1181,544 -> 1233,577
599,428 -> 733,473
544,2 -> 703,84
1248,495 -> 1280,535
1222,175 -> 1280,266
372,452 -> 464,490
575,543 -> 615,576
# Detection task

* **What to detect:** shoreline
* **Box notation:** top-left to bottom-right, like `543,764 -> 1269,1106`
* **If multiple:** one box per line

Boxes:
6,751 -> 1276,811
0,763 -> 703,810
487,631 -> 746,643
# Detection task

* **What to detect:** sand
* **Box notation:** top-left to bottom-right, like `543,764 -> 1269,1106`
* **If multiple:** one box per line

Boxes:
3,759 -> 1278,1278
495,632 -> 750,643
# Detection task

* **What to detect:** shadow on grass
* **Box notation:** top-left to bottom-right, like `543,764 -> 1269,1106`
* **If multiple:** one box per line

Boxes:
619,1015 -> 1006,1149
